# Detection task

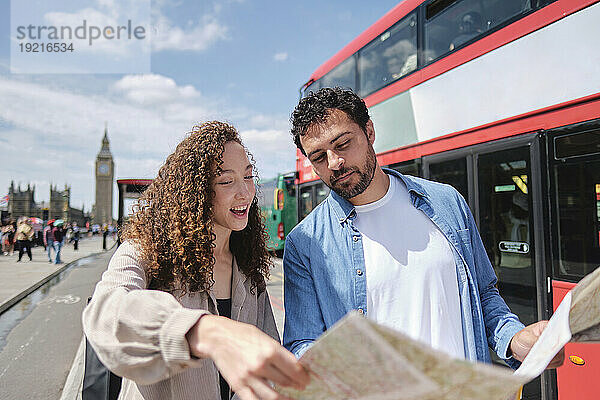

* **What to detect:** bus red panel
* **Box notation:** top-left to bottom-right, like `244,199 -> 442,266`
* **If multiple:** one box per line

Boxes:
552,279 -> 600,400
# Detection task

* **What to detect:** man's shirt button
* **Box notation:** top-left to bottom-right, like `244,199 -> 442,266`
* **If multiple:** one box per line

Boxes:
353,236 -> 359,242
358,308 -> 364,314
357,269 -> 363,276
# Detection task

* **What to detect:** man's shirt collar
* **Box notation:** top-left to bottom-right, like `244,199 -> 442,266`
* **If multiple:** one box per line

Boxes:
328,168 -> 427,224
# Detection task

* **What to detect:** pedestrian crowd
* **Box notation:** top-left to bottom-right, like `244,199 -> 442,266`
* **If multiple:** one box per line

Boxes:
1,217 -> 87,263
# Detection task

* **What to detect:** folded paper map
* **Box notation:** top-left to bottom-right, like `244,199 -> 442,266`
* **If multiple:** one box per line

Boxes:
515,266 -> 600,379
279,266 -> 600,399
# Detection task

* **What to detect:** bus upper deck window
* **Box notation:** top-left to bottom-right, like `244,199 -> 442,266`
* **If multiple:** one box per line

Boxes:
320,56 -> 357,93
358,13 -> 417,97
424,0 -> 534,63
304,79 -> 321,97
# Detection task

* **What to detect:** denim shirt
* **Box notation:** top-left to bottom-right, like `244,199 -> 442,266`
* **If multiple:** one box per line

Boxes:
283,169 -> 524,369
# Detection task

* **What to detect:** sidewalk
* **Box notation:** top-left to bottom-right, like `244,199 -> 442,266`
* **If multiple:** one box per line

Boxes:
0,235 -> 116,314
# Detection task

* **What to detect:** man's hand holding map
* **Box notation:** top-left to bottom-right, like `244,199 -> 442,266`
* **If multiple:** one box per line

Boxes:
277,266 -> 600,400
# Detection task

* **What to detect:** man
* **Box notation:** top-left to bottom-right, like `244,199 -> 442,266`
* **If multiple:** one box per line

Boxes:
43,220 -> 55,263
70,222 -> 80,251
283,87 -> 563,369
52,222 -> 64,264
102,223 -> 108,250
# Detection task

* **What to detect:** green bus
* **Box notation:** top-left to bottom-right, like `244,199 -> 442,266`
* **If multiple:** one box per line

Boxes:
258,172 -> 297,257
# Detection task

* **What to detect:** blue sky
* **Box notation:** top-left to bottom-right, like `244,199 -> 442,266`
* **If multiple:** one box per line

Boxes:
0,0 -> 399,215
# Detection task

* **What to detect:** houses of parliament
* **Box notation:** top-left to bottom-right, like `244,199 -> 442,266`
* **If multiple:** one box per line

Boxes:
3,128 -> 115,225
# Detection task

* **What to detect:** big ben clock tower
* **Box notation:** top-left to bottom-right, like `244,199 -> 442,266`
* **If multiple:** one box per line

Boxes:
94,125 -> 114,224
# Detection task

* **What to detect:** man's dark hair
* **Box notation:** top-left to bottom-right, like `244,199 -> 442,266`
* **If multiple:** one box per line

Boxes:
290,87 -> 370,155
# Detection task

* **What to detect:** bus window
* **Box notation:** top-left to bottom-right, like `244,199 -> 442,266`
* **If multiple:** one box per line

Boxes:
477,147 -> 541,398
258,179 -> 276,209
552,132 -> 600,279
482,0 -> 534,34
117,179 -> 153,243
554,129 -> 600,159
425,0 -> 534,63
477,148 -> 537,325
284,176 -> 296,197
315,183 -> 330,205
358,13 -> 417,97
298,182 -> 330,221
320,55 -> 357,92
299,185 -> 315,220
427,158 -> 468,201
389,160 -> 421,177
304,79 -> 321,97
123,198 -> 138,219
534,0 -> 558,7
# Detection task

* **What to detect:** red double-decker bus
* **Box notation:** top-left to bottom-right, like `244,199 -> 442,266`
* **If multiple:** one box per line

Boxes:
116,179 -> 153,229
297,1 -> 600,399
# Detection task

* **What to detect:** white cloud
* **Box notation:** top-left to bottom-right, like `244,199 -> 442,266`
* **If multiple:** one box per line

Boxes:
246,113 -> 289,131
0,59 -> 9,72
240,128 -> 297,178
96,0 -> 117,10
151,14 -> 228,52
0,74 -> 295,213
112,74 -> 200,105
273,52 -> 288,62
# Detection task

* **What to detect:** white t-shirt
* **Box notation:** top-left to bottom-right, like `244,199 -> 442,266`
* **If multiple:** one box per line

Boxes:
354,174 -> 465,359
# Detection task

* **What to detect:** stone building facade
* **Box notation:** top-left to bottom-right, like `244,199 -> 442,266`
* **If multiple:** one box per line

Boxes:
7,182 -> 39,219
6,182 -> 89,226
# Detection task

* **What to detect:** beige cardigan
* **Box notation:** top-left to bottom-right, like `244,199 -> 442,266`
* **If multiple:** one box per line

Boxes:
82,241 -> 279,400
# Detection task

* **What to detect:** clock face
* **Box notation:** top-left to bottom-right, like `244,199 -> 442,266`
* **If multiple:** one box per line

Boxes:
98,163 -> 110,175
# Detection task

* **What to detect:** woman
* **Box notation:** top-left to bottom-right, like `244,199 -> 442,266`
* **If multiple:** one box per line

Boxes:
83,122 -> 308,400
2,222 -> 15,255
15,217 -> 34,262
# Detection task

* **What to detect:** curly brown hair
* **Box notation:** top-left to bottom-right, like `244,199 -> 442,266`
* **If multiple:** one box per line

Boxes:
291,87 -> 370,155
121,121 -> 271,294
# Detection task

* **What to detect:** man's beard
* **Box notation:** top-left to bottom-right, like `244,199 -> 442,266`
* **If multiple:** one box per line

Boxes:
328,146 -> 377,199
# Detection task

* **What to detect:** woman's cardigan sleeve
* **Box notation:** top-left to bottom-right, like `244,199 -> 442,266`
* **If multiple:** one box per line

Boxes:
82,241 -> 209,385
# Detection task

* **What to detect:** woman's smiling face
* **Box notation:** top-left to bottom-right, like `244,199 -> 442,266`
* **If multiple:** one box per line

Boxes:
212,141 -> 256,233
